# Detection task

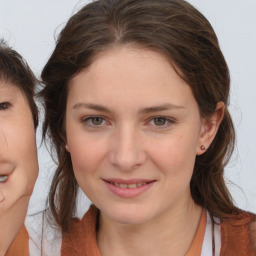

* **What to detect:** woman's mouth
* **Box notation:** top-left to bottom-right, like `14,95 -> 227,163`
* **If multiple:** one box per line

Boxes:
106,180 -> 151,188
103,179 -> 156,198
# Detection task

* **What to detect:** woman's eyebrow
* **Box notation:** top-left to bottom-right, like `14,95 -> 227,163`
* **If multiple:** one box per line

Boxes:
72,103 -> 112,113
72,102 -> 185,114
139,103 -> 185,114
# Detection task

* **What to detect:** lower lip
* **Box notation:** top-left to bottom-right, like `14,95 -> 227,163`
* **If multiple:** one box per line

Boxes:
103,180 -> 155,198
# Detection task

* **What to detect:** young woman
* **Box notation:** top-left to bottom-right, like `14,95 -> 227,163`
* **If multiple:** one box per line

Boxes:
0,40 -> 38,255
39,0 -> 256,255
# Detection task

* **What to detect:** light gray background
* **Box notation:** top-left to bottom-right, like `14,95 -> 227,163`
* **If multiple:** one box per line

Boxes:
0,0 -> 255,215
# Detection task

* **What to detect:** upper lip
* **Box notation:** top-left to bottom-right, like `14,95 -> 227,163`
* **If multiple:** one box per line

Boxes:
103,178 -> 156,184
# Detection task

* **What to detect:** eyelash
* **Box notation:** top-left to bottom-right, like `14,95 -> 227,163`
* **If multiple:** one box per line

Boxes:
81,115 -> 175,129
0,102 -> 11,111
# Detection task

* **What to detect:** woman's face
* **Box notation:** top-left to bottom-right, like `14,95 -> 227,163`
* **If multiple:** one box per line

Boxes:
65,46 -> 208,225
0,83 -> 38,212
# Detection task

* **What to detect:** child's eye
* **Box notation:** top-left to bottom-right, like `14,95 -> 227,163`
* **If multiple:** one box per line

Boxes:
0,102 -> 11,110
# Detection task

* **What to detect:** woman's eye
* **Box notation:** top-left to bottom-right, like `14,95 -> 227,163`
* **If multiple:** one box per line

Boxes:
148,116 -> 174,128
153,117 -> 168,126
83,116 -> 106,127
90,117 -> 104,125
0,102 -> 10,110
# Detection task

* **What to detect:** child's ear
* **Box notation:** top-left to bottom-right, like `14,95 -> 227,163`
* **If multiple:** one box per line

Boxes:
196,102 -> 225,155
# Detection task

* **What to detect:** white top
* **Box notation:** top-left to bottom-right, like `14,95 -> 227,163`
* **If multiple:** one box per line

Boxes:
201,212 -> 221,256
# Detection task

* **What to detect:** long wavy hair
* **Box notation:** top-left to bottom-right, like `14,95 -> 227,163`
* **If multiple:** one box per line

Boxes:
40,0 -> 240,232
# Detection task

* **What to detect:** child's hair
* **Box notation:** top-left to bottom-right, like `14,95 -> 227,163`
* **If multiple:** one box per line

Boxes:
40,0 -> 240,232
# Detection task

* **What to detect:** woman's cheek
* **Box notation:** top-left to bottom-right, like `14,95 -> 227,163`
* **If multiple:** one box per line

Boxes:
69,136 -> 107,174
70,147 -> 96,175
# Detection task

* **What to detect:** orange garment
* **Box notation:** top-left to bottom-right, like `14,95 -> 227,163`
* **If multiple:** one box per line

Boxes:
6,225 -> 29,256
62,206 -> 101,256
61,205 -> 256,256
185,210 -> 206,256
6,206 -> 256,255
61,206 -> 206,256
220,212 -> 256,256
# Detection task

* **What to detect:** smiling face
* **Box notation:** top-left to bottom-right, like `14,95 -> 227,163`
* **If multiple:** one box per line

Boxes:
65,46 -> 209,225
0,83 -> 38,212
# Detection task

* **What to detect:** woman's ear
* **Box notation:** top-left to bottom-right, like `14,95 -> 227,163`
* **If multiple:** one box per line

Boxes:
65,143 -> 69,152
197,102 -> 225,155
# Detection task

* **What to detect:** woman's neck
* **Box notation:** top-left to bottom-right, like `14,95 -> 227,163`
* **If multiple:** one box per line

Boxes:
97,198 -> 202,256
0,196 -> 29,255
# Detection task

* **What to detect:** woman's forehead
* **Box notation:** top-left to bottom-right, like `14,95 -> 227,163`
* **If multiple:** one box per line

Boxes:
0,82 -> 26,100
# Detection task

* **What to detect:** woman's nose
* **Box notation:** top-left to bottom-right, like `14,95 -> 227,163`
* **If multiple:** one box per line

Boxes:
108,125 -> 146,171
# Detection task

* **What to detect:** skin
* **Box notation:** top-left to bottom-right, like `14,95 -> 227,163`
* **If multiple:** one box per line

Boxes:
0,83 -> 38,255
65,46 -> 223,255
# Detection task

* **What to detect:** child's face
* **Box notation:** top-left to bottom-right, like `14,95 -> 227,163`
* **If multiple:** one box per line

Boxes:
65,46 -> 206,225
0,83 -> 38,213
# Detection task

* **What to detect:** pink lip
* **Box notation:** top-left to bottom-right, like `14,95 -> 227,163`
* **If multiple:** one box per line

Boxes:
104,178 -> 154,184
103,178 -> 156,198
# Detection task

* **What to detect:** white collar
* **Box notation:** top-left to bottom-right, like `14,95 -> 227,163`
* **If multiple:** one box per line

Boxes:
201,211 -> 221,256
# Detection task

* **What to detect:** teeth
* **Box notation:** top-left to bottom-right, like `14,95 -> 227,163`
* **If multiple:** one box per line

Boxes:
112,182 -> 149,188
128,184 -> 137,189
0,175 -> 8,182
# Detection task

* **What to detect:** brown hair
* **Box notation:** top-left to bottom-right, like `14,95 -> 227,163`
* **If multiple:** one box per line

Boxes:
40,0 -> 240,232
0,39 -> 38,128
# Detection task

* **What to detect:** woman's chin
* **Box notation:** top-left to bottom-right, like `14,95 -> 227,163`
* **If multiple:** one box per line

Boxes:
100,205 -> 154,226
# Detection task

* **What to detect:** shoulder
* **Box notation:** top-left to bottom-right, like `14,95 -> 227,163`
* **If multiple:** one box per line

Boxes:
220,211 -> 256,256
63,204 -> 98,237
61,205 -> 101,256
